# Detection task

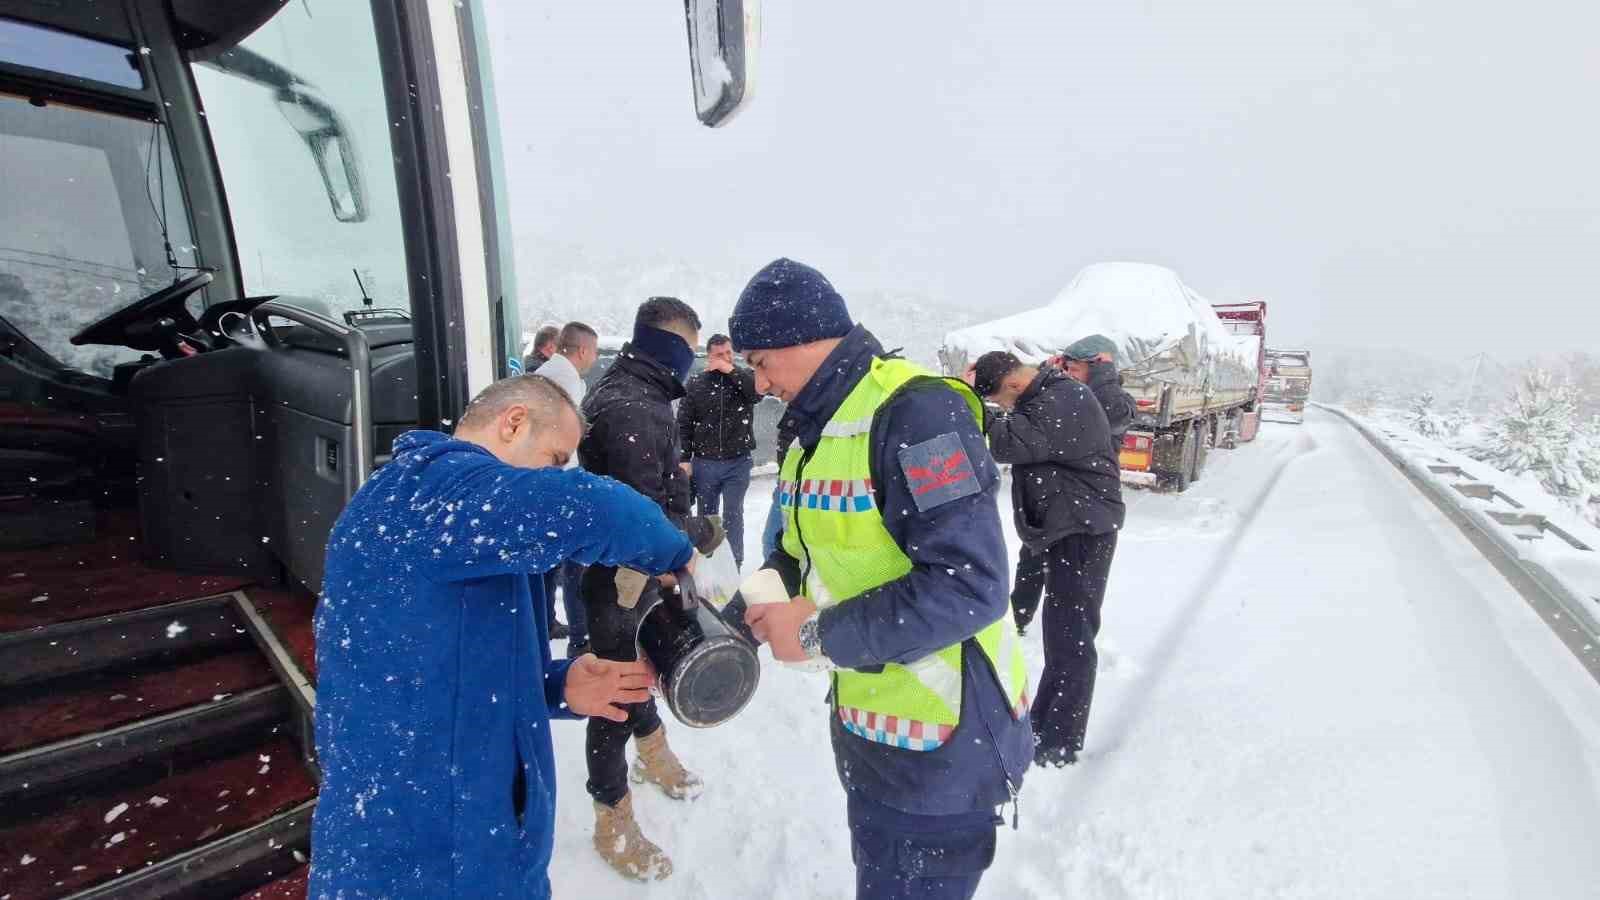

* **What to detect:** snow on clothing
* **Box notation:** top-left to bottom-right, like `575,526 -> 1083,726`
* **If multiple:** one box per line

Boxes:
848,793 -> 1000,900
577,345 -> 714,806
577,346 -> 713,551
676,365 -> 761,461
984,368 -> 1125,552
310,429 -> 694,900
760,325 -> 1032,819
1008,364 -> 1133,628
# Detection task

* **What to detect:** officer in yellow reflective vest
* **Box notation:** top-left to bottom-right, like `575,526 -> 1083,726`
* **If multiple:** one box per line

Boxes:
731,259 -> 1031,900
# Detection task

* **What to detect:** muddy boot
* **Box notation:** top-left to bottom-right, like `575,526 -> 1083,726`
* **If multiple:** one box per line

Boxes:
593,794 -> 673,881
630,727 -> 703,800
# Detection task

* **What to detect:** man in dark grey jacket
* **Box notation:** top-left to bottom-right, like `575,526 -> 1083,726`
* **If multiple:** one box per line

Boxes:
972,350 -> 1125,767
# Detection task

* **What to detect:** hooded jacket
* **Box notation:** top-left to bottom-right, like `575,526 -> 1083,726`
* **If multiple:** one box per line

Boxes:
762,325 -> 1032,817
986,369 -> 1125,550
310,430 -> 693,899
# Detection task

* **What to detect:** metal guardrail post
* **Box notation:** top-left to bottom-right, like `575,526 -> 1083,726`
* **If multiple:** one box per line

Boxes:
1317,403 -> 1600,684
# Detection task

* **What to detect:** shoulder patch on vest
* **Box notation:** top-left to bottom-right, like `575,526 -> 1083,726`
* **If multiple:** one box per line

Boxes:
898,432 -> 980,512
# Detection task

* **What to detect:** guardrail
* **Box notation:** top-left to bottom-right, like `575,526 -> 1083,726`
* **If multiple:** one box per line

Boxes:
1318,403 -> 1600,684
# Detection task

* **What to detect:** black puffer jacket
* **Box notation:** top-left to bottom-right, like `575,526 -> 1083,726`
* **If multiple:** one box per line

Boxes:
676,366 -> 761,461
986,369 -> 1125,550
1086,361 -> 1136,441
578,347 -> 713,550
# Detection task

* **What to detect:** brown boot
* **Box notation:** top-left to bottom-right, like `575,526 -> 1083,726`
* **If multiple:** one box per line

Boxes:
593,794 -> 673,881
630,727 -> 703,800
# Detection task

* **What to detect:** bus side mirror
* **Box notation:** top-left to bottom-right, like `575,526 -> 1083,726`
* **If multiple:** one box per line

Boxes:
684,0 -> 759,127
276,85 -> 369,222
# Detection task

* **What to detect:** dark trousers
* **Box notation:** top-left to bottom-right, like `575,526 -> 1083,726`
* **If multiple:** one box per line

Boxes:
848,793 -> 998,900
582,567 -> 663,807
541,561 -> 588,648
1010,545 -> 1046,633
1032,531 -> 1118,756
692,455 -> 753,567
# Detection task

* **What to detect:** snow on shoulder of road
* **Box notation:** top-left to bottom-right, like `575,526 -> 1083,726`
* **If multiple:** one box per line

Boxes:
547,411 -> 1600,899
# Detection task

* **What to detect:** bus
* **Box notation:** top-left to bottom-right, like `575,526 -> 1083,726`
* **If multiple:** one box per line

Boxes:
0,1 -> 753,895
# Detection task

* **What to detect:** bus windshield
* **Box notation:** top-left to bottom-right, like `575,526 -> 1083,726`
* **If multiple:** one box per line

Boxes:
0,95 -> 196,376
191,0 -> 409,320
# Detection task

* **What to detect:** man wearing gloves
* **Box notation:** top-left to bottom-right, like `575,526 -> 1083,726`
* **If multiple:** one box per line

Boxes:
1010,334 -> 1136,633
578,297 -> 724,881
311,374 -> 695,900
732,258 -> 1031,900
970,350 -> 1125,768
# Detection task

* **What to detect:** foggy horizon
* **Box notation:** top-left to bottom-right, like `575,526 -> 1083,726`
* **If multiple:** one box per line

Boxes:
483,1 -> 1600,360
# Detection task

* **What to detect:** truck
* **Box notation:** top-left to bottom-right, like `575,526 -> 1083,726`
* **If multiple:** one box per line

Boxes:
940,262 -> 1259,492
1262,348 -> 1313,423
1212,300 -> 1269,444
0,1 -> 754,896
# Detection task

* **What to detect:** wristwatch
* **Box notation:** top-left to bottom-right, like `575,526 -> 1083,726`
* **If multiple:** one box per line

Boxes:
798,611 -> 825,660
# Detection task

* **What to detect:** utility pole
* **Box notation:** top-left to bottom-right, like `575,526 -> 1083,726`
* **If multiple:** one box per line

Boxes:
1464,352 -> 1487,413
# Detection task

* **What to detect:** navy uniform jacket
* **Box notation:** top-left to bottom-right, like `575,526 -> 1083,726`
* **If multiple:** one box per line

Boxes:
763,325 -> 1031,818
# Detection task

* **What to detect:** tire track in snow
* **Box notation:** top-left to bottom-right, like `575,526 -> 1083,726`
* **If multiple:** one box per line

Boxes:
1088,425 -> 1320,762
992,426 -> 1320,897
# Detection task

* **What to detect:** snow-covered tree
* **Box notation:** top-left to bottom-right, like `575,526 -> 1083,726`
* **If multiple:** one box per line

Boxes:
1407,391 -> 1449,439
1467,370 -> 1598,521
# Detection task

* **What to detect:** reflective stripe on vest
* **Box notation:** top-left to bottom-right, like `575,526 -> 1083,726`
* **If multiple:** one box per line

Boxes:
780,357 -> 1028,751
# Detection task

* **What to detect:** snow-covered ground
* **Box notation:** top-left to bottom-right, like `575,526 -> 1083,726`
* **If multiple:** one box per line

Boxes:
549,409 -> 1600,898
1336,405 -> 1600,637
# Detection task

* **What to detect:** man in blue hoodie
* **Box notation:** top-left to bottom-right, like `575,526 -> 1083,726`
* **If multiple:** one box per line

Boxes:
731,259 -> 1031,900
310,374 -> 696,899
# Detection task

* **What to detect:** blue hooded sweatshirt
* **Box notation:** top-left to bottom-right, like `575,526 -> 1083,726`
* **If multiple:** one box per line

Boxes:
310,430 -> 694,899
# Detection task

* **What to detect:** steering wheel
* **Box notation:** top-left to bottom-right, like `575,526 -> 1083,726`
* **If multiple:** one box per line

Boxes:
197,295 -> 274,342
70,272 -> 214,354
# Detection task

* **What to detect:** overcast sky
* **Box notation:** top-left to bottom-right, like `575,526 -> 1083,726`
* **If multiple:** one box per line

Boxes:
482,0 -> 1599,359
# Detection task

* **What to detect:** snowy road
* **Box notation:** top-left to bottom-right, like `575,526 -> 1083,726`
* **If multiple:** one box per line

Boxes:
548,409 -> 1600,899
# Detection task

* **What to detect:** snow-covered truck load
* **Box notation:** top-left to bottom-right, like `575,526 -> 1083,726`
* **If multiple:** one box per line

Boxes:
939,262 -> 1258,491
1262,348 -> 1313,424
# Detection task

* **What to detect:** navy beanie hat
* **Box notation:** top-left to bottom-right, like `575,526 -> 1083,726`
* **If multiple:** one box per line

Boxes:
729,258 -> 854,351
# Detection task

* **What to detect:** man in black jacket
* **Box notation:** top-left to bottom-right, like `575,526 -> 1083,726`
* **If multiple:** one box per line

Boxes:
1010,335 -> 1137,631
971,350 -> 1125,767
1059,334 -> 1136,442
677,334 -> 760,569
577,297 -> 723,881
